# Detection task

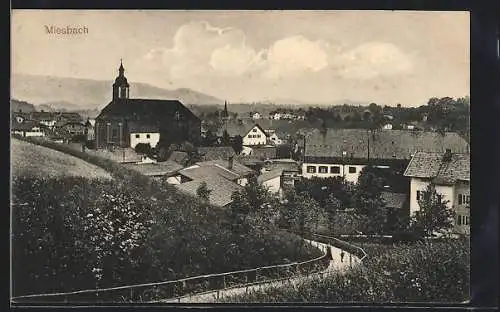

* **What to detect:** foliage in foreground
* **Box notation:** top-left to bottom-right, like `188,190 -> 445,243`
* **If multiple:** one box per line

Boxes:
222,238 -> 470,303
11,174 -> 323,297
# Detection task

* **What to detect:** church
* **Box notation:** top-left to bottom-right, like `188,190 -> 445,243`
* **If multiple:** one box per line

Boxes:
95,61 -> 201,150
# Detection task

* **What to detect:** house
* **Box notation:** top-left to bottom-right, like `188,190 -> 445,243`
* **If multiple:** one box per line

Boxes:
85,119 -> 96,141
271,112 -> 282,120
59,121 -> 86,136
302,128 -> 469,184
251,145 -> 277,160
240,146 -> 253,156
258,168 -> 285,194
175,174 -> 243,208
382,123 -> 393,130
95,61 -> 201,150
198,146 -> 235,161
30,111 -> 58,129
11,114 -> 45,137
251,112 -> 262,120
129,123 -> 160,149
403,150 -> 470,235
381,191 -> 409,232
265,129 -> 284,145
176,158 -> 254,187
242,124 -> 268,146
123,161 -> 183,179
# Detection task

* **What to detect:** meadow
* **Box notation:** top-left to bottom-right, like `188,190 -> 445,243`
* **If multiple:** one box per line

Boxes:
11,138 -> 111,179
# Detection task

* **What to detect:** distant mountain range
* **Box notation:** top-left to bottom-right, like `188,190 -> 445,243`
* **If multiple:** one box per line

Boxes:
11,74 -> 225,111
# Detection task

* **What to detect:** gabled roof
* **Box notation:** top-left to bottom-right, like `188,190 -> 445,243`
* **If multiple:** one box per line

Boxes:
197,159 -> 254,177
97,98 -> 199,123
381,192 -> 408,210
403,152 -> 470,185
129,122 -> 160,133
304,129 -> 469,161
11,116 -> 41,131
198,146 -> 236,161
122,161 -> 183,177
258,168 -> 284,183
179,165 -> 239,181
175,175 -> 242,207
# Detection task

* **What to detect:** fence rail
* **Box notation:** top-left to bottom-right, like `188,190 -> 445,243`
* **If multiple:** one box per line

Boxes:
11,239 -> 330,304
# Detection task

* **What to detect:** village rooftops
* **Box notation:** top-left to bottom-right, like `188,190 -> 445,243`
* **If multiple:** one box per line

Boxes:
175,174 -> 242,207
403,151 -> 470,185
198,146 -> 236,161
303,128 -> 469,162
178,159 -> 254,182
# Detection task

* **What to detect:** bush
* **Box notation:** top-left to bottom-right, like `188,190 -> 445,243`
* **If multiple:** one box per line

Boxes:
222,238 -> 470,303
134,143 -> 152,155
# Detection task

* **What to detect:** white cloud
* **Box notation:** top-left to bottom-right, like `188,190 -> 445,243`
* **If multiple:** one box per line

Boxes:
330,42 -> 414,79
262,36 -> 330,79
141,21 -> 414,86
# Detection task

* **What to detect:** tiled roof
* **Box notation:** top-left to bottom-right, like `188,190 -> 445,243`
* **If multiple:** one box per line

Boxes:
304,129 -> 469,161
197,159 -> 254,177
30,112 -> 57,120
175,175 -> 242,207
381,192 -> 407,209
179,165 -> 239,181
97,99 -> 199,123
122,161 -> 183,176
198,146 -> 236,161
128,122 -> 160,133
258,168 -> 284,183
167,151 -> 190,165
403,152 -> 470,184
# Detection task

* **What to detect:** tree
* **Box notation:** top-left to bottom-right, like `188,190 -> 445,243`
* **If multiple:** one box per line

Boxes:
324,194 -> 342,235
196,181 -> 211,203
353,166 -> 388,234
222,130 -> 231,146
279,188 -> 323,235
231,135 -> 243,154
410,183 -> 455,237
134,143 -> 152,155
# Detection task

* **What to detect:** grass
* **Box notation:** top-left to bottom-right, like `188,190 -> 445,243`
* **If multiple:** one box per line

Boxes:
11,138 -> 112,179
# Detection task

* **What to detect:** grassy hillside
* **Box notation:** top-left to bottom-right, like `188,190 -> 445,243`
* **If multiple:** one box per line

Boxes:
11,138 -> 112,179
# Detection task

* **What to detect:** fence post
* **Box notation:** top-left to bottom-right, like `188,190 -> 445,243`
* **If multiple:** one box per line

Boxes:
130,288 -> 133,301
223,275 -> 226,289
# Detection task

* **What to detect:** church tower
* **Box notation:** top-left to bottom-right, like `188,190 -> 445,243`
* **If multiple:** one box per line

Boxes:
112,59 -> 130,100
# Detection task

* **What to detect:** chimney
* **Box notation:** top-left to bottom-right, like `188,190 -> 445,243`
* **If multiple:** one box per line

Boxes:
443,149 -> 452,162
228,155 -> 234,170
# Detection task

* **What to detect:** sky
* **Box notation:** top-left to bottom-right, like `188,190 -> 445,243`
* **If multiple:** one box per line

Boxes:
11,10 -> 470,106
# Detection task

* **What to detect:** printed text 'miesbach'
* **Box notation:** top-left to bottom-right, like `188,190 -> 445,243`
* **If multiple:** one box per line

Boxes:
45,25 -> 89,35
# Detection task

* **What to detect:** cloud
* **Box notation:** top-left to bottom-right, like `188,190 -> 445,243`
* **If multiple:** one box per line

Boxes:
262,36 -> 330,79
141,21 -> 414,84
330,42 -> 414,79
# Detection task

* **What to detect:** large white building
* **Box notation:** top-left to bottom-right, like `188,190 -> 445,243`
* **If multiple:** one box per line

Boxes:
403,150 -> 470,235
128,124 -> 160,149
301,128 -> 469,184
242,124 -> 268,146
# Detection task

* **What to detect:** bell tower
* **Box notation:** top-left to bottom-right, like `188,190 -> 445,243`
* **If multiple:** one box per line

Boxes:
112,59 -> 130,100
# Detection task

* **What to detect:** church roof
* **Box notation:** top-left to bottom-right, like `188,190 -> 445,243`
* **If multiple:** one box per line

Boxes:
97,99 -> 200,123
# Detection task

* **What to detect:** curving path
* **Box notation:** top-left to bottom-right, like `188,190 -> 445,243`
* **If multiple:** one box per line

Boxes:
159,239 -> 361,303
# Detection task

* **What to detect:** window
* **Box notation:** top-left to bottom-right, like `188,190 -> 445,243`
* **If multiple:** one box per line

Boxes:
319,166 -> 328,173
257,134 -> 261,138
330,166 -> 340,174
252,128 -> 257,132
464,216 -> 469,226
348,166 -> 357,174
146,134 -> 151,139
416,190 -> 421,201
458,194 -> 471,206
307,166 -> 316,173
457,215 -> 462,225
135,134 -> 140,138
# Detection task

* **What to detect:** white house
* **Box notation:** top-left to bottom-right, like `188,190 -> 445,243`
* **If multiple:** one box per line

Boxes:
252,112 -> 262,120
242,124 -> 268,146
258,168 -> 284,195
130,132 -> 160,149
302,128 -> 469,184
264,129 -> 284,145
403,150 -> 470,235
382,123 -> 393,130
272,112 -> 282,120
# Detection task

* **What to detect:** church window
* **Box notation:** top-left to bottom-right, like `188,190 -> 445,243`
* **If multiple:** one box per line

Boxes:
146,134 -> 151,139
135,134 -> 140,138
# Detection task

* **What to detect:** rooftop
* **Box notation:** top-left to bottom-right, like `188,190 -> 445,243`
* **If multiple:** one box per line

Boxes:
403,151 -> 470,185
122,161 -> 183,177
198,146 -> 236,161
175,174 -> 242,207
258,168 -> 284,183
304,128 -> 469,161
